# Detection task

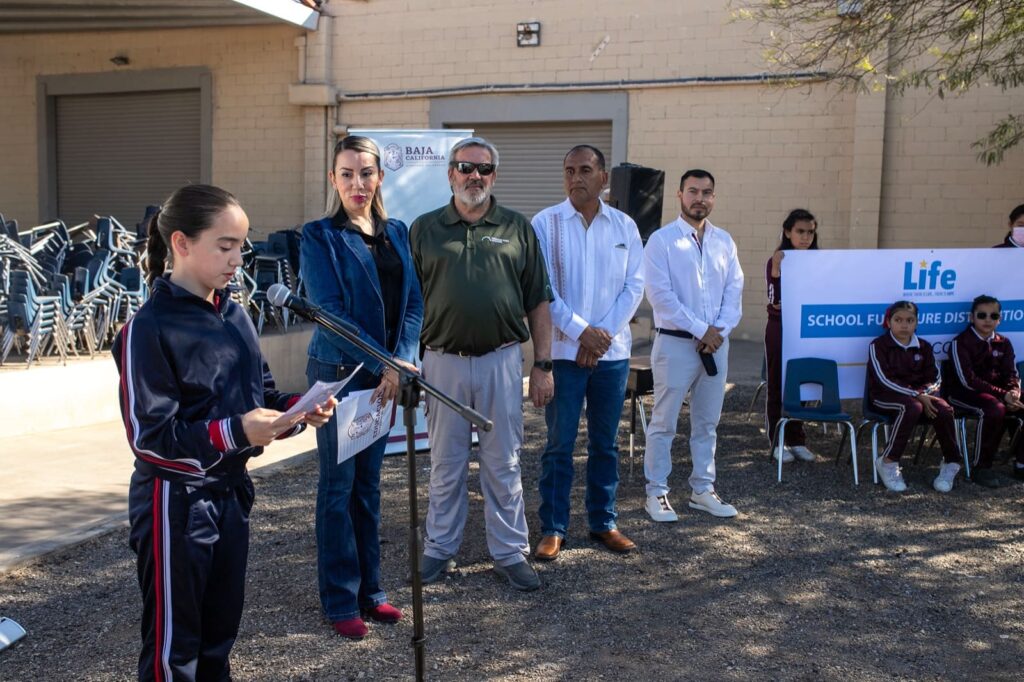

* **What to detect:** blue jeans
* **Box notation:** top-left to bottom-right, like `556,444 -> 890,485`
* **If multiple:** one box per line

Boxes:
538,358 -> 629,537
307,359 -> 389,621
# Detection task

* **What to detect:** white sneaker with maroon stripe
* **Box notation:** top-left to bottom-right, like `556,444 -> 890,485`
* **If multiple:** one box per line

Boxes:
688,490 -> 738,518
645,495 -> 678,522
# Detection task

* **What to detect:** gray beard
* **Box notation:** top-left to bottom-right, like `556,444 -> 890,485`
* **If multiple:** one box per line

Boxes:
455,186 -> 490,208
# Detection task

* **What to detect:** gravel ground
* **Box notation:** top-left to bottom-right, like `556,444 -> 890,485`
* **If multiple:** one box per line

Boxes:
2,383 -> 1024,681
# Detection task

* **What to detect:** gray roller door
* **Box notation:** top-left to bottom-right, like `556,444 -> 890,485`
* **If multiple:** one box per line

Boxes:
55,89 -> 201,225
447,121 -> 613,219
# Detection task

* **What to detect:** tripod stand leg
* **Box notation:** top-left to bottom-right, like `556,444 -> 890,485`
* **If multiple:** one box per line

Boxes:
401,383 -> 427,682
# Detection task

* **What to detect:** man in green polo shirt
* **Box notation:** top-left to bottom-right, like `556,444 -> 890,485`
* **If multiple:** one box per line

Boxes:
410,136 -> 554,592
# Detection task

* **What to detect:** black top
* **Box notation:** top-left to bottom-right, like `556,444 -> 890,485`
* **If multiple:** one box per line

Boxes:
333,212 -> 404,351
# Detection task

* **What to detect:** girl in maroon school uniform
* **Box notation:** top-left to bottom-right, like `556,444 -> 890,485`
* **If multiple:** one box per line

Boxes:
765,209 -> 819,464
114,185 -> 336,681
943,295 -> 1024,487
993,203 -> 1024,248
866,301 -> 962,493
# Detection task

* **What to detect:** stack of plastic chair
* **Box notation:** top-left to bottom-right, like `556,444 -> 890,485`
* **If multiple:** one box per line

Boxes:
49,272 -> 97,357
116,267 -> 147,321
1,270 -> 70,367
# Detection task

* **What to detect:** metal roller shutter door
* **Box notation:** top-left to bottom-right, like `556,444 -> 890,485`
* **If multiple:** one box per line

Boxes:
448,121 -> 613,220
55,89 -> 201,225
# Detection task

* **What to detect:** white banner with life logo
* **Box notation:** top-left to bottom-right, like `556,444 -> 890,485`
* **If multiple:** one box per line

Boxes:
347,129 -> 474,453
782,248 -> 1024,399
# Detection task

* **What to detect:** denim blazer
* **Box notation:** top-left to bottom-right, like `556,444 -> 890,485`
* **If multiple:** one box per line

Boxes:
300,216 -> 423,374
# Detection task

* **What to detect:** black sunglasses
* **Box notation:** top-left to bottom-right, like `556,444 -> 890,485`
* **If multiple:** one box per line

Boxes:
974,311 -> 1001,320
451,161 -> 496,176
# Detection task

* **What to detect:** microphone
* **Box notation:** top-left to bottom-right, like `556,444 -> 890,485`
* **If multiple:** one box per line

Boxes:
267,284 -> 361,337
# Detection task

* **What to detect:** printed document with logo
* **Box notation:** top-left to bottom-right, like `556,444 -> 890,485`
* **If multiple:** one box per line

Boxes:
278,363 -> 362,421
335,389 -> 398,464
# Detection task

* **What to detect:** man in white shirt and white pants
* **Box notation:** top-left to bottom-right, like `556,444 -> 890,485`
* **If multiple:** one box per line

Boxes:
531,145 -> 645,561
643,169 -> 744,522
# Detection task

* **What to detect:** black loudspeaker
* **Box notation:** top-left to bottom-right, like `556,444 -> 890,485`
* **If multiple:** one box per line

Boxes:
609,163 -> 665,242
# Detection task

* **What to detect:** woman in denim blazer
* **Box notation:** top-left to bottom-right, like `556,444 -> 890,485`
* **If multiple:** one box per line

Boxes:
300,135 -> 423,640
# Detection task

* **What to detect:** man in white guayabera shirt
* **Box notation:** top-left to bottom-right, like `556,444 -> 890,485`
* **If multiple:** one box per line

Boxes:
530,145 -> 644,562
642,169 -> 744,523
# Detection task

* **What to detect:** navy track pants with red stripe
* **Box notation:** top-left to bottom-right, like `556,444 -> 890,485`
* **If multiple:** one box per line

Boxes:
128,471 -> 254,682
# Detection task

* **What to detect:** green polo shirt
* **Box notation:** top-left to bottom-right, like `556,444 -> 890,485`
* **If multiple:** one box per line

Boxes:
410,197 -> 553,355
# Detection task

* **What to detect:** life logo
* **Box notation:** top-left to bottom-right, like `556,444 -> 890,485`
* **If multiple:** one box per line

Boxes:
902,259 -> 956,295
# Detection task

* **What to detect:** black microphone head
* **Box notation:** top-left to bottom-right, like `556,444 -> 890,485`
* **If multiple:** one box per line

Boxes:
267,283 -> 291,307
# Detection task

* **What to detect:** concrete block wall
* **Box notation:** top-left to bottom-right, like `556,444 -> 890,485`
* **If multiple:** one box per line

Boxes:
880,86 -> 1024,249
0,24 -> 305,234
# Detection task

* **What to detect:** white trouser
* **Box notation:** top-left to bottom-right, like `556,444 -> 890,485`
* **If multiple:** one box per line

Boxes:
644,334 -> 729,497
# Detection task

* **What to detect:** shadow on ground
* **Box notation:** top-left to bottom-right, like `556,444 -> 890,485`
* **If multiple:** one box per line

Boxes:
1,385 -> 1023,681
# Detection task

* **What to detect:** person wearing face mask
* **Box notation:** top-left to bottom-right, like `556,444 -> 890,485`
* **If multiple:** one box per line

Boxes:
410,136 -> 554,592
994,203 -> 1024,248
300,135 -> 424,640
530,145 -> 644,562
866,301 -> 962,493
943,295 -> 1024,487
764,209 -> 820,466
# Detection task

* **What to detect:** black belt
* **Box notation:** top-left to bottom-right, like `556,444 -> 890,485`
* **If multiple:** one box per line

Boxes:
425,341 -> 518,358
655,328 -> 694,339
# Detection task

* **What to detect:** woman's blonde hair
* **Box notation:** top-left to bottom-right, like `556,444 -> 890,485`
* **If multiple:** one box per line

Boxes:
323,135 -> 388,222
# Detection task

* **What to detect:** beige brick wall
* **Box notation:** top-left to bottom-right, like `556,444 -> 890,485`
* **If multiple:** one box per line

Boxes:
880,86 -> 1024,249
626,85 -> 857,338
327,0 -> 769,92
0,24 -> 305,234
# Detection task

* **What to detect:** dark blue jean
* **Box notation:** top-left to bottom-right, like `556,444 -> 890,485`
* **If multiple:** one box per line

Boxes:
307,358 -> 389,622
538,358 -> 629,537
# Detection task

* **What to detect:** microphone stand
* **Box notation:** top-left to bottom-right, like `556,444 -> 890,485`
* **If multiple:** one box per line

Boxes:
278,301 -> 492,682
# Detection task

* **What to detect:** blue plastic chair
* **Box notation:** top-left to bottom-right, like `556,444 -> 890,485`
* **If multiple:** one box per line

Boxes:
940,359 -> 981,475
774,358 -> 858,484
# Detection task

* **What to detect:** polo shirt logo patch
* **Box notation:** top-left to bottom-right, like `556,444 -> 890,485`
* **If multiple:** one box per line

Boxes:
481,235 -> 510,245
913,354 -> 922,362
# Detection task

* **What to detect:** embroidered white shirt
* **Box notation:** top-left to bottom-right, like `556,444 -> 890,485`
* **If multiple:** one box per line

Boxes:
643,217 -> 744,339
532,198 -> 644,362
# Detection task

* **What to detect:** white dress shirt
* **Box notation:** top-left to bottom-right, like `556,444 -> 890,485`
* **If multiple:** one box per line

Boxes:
532,198 -> 644,362
643,216 -> 744,340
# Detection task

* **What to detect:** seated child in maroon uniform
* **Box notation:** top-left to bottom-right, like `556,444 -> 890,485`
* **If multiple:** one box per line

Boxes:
943,295 -> 1024,487
866,301 -> 962,493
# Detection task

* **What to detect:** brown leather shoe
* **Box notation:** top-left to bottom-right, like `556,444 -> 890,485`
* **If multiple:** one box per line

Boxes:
534,535 -> 564,561
589,529 -> 637,554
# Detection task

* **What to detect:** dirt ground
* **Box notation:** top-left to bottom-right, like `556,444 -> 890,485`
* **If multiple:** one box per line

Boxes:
1,384 -> 1023,681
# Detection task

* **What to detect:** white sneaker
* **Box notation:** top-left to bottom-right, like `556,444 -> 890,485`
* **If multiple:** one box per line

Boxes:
933,461 -> 961,493
689,490 -> 738,518
773,446 -> 795,463
645,495 -> 678,522
789,445 -> 817,462
875,457 -> 907,492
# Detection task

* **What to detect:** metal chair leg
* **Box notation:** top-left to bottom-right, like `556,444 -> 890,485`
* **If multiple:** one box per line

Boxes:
774,419 -> 788,483
847,421 -> 859,485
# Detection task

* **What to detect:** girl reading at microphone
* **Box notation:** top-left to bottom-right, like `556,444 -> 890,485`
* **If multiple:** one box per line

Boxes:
113,184 -> 336,681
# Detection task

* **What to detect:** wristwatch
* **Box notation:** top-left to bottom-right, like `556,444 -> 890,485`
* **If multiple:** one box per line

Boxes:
533,359 -> 553,372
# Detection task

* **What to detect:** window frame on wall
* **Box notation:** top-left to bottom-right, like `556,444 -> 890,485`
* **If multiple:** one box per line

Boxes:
36,67 -> 212,222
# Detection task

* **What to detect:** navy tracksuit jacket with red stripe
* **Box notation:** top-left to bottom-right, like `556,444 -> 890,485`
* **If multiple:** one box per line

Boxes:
943,326 -> 1022,467
113,277 -> 302,682
866,332 -> 960,464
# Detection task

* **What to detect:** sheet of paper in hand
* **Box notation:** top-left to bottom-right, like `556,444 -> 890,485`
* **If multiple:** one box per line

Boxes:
279,363 -> 362,421
336,389 -> 398,464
